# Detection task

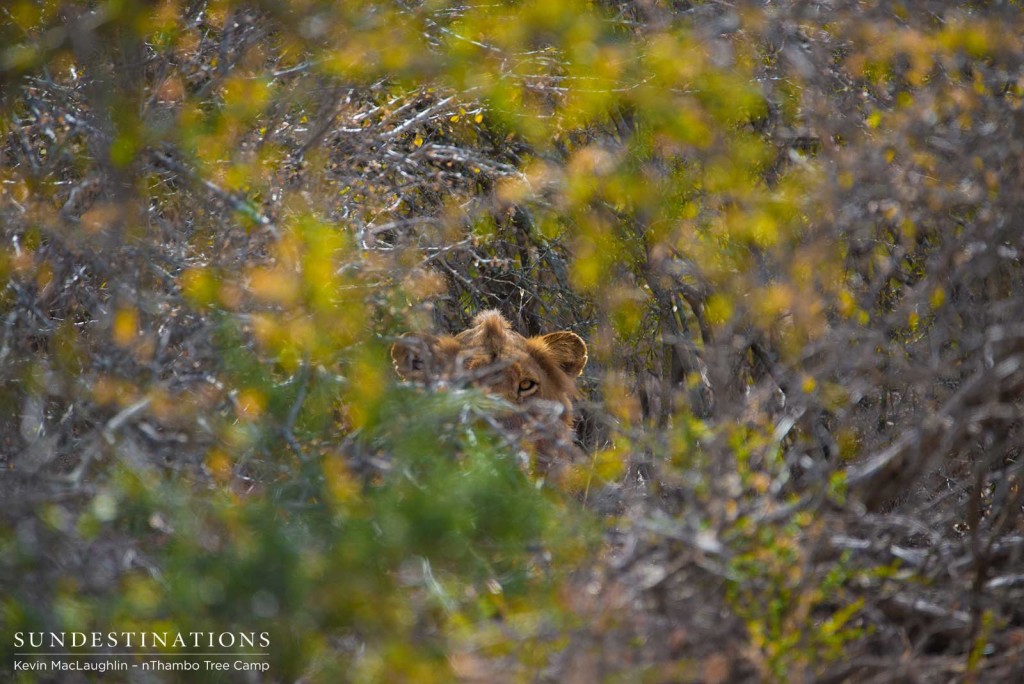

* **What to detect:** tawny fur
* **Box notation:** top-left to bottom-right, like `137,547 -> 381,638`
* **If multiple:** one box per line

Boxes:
391,310 -> 587,426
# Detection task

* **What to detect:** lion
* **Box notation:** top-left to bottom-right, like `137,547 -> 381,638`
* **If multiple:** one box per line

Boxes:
390,310 -> 588,469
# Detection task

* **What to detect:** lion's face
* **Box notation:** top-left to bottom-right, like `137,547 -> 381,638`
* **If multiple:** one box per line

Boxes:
390,311 -> 588,426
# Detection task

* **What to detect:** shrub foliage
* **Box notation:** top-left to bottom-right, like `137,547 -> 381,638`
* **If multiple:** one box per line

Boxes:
4,1 -> 1024,681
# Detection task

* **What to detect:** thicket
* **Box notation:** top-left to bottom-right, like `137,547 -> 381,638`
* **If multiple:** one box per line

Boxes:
3,1 -> 1024,681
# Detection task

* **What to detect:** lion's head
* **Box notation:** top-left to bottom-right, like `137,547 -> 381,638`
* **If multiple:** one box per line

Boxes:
390,310 -> 588,429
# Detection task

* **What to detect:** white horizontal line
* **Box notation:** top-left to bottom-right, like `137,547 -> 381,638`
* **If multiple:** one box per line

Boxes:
15,653 -> 269,656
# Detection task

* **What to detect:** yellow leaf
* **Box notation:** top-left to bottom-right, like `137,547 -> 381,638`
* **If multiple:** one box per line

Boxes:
206,448 -> 232,482
235,389 -> 265,421
706,293 -> 734,326
248,267 -> 300,305
839,290 -> 856,318
113,307 -> 139,347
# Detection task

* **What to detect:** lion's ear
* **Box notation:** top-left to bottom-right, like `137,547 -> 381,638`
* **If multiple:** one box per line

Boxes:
540,331 -> 588,377
390,333 -> 439,380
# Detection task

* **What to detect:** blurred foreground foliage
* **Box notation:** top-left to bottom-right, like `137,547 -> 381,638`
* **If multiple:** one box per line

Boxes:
5,0 -> 1024,681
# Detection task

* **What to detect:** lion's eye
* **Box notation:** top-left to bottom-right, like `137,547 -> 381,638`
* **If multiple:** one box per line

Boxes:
518,379 -> 538,395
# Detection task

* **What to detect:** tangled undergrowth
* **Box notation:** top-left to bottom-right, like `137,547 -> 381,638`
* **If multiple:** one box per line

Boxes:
4,1 -> 1024,681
